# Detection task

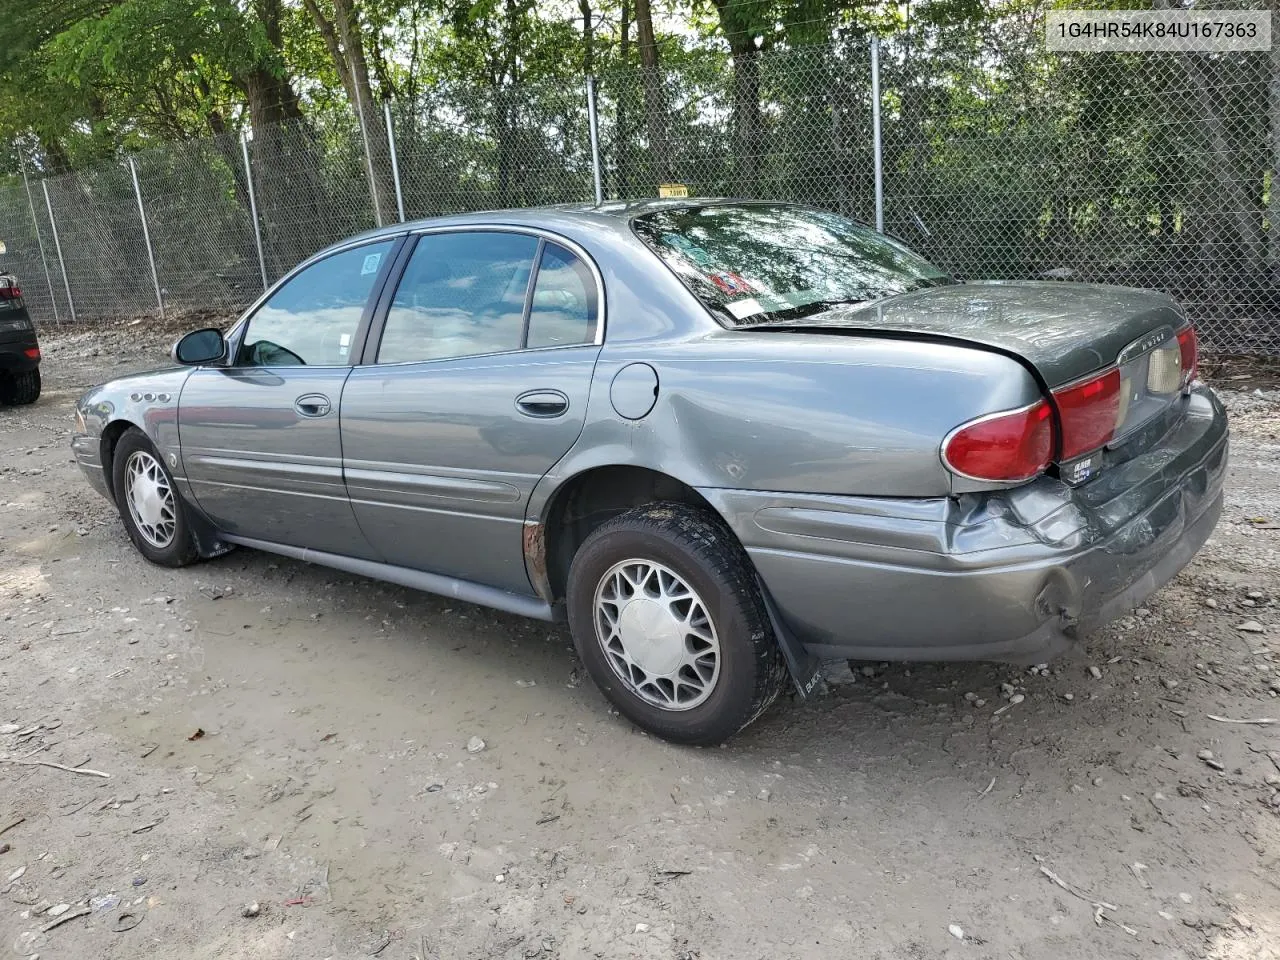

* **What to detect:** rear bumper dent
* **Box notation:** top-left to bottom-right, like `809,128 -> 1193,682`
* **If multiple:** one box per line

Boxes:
702,386 -> 1228,663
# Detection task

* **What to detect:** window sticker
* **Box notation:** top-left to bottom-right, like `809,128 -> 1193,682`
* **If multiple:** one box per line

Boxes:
709,271 -> 751,295
662,233 -> 714,266
726,298 -> 764,320
361,252 -> 383,276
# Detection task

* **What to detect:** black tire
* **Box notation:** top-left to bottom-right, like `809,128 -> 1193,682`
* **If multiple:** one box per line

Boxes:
566,502 -> 787,745
0,368 -> 40,405
111,428 -> 200,567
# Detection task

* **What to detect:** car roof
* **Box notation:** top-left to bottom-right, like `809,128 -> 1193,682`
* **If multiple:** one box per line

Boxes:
326,197 -> 768,253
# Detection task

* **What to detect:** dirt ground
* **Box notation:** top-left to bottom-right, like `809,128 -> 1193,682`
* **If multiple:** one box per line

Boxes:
2,319 -> 1280,960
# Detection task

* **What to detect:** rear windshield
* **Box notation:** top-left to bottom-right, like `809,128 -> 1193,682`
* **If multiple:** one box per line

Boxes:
632,204 -> 952,326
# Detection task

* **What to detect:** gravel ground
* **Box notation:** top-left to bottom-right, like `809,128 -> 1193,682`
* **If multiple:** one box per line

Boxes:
2,320 -> 1279,960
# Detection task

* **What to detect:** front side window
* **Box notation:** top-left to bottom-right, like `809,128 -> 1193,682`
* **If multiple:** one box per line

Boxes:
631,204 -> 952,327
378,232 -> 538,363
239,241 -> 394,366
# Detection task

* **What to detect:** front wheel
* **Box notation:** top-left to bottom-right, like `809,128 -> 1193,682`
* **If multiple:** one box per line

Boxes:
566,502 -> 786,745
111,429 -> 200,567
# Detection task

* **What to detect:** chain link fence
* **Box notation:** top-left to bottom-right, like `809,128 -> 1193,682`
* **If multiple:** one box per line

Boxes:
2,16 -> 1278,355
877,22 -> 1280,356
595,42 -> 877,221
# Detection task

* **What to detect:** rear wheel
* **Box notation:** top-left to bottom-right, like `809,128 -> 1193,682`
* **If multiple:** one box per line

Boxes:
566,502 -> 786,745
111,429 -> 199,567
0,368 -> 40,405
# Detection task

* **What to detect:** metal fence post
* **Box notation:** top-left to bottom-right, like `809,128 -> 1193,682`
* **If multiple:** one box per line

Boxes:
128,157 -> 165,319
18,151 -> 59,324
40,180 -> 76,323
586,76 -> 604,205
870,36 -> 884,233
383,100 -> 406,223
240,133 -> 269,290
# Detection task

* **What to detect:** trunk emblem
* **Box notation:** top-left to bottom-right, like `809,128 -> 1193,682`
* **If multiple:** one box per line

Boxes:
1117,326 -> 1174,364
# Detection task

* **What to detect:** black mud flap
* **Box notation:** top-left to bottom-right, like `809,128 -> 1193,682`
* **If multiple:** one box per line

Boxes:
756,575 -> 824,699
185,501 -> 235,559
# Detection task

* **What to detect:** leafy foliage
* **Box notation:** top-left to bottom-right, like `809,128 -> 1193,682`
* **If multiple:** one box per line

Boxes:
0,0 -> 1277,350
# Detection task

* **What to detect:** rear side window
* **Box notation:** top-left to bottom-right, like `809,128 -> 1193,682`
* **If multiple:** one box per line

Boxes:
526,243 -> 597,349
378,232 -> 538,363
239,241 -> 394,367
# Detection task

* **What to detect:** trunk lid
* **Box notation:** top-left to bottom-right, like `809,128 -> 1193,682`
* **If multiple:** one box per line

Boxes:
753,280 -> 1186,387
753,280 -> 1194,483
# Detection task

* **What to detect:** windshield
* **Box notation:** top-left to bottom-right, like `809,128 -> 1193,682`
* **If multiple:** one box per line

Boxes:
631,204 -> 953,326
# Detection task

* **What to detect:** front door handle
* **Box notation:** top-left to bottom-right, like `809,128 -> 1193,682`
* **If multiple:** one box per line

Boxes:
515,389 -> 569,418
294,393 -> 332,418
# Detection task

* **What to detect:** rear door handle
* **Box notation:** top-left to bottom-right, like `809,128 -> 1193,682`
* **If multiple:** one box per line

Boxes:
515,389 -> 569,418
294,393 -> 332,418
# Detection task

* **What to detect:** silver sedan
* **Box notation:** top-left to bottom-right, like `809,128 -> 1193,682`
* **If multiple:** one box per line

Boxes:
71,201 -> 1228,743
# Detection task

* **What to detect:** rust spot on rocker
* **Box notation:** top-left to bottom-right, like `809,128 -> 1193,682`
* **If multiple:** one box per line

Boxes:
523,520 -> 552,602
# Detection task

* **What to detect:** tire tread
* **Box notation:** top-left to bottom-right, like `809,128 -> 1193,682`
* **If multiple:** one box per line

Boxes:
1,368 -> 40,405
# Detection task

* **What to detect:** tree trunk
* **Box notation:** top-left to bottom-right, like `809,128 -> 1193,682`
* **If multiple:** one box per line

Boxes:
615,0 -> 632,198
828,56 -> 846,215
240,67 -> 322,276
195,70 -> 229,138
248,0 -> 305,126
710,0 -> 764,193
728,40 -> 763,192
580,0 -> 594,76
194,70 -> 253,234
38,135 -> 71,175
332,0 -> 397,224
218,0 -> 314,277
303,0 -> 399,225
495,0 -> 524,207
1178,54 -> 1264,284
634,0 -> 672,183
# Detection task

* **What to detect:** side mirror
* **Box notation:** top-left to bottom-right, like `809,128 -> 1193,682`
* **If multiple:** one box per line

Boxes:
172,328 -> 227,366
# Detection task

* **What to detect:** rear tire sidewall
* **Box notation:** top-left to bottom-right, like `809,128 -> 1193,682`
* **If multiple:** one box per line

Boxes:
111,430 -> 198,567
566,508 -> 775,745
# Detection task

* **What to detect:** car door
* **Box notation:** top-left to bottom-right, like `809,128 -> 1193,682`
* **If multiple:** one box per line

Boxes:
340,228 -> 603,593
178,237 -> 401,557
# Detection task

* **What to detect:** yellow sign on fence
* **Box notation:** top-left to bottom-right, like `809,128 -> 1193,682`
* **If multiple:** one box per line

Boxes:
658,184 -> 689,199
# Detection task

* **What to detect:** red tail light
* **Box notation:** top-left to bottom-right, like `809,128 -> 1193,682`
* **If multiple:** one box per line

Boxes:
0,285 -> 21,300
23,347 -> 40,360
1177,324 -> 1198,385
1053,368 -> 1122,461
942,400 -> 1054,482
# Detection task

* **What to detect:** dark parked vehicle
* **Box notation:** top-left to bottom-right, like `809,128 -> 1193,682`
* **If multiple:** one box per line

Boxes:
0,249 -> 41,405
71,201 -> 1227,744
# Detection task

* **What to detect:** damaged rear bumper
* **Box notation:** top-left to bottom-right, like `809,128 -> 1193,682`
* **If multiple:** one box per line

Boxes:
701,385 -> 1228,663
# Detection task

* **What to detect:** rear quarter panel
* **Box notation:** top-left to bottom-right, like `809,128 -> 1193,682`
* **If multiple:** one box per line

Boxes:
537,331 -> 1044,503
